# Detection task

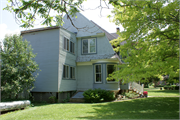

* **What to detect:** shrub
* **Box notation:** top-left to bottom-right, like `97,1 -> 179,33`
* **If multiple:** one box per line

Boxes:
125,91 -> 139,99
144,84 -> 149,88
175,86 -> 179,90
48,96 -> 57,103
164,85 -> 170,90
164,85 -> 179,90
156,85 -> 164,87
83,89 -> 115,103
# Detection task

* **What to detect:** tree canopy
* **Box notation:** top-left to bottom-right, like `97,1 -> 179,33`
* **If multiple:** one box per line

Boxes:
1,35 -> 39,98
109,0 -> 179,83
4,0 -> 85,28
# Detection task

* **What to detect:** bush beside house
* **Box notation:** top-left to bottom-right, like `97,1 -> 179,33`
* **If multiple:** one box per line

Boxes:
83,89 -> 115,103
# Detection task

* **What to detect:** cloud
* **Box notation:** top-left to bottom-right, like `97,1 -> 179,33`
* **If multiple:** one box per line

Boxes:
0,23 -> 20,42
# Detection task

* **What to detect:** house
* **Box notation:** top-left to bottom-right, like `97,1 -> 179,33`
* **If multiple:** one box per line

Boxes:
21,13 -> 142,102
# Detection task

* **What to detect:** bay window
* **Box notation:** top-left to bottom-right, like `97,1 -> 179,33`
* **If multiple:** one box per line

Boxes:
95,64 -> 102,83
106,64 -> 117,82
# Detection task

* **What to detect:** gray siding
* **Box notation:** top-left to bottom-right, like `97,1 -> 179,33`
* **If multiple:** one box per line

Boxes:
22,29 -> 60,92
120,83 -> 129,90
76,65 -> 93,91
63,12 -> 119,91
76,64 -> 119,91
58,28 -> 77,92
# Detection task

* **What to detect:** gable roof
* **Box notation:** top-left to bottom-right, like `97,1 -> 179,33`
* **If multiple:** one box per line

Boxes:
111,33 -> 119,39
90,21 -> 117,41
63,13 -> 103,37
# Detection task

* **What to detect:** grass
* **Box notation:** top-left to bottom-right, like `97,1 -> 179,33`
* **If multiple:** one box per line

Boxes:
144,87 -> 180,97
0,97 -> 179,119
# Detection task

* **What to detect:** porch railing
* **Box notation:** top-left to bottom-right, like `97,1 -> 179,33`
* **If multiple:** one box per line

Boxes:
129,82 -> 144,94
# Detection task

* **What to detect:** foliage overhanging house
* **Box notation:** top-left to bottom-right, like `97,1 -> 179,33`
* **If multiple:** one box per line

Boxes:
21,13 -> 143,102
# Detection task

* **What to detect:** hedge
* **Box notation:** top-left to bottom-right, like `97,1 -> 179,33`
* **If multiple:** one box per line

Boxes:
164,85 -> 179,90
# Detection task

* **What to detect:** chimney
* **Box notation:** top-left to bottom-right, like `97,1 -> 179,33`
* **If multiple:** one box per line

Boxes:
116,27 -> 120,32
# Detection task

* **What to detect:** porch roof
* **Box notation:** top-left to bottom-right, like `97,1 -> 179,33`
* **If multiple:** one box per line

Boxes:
76,54 -> 119,62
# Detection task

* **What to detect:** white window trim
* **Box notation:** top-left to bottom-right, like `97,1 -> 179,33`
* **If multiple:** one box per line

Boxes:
82,38 -> 96,54
106,64 -> 117,83
95,64 -> 102,83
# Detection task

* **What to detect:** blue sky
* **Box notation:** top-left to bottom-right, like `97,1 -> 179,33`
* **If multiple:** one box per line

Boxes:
0,0 -> 123,42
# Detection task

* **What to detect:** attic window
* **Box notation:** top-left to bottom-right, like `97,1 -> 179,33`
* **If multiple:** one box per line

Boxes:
82,38 -> 96,54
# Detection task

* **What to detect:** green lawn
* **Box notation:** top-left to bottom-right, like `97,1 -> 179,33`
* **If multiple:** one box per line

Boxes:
144,87 -> 180,97
0,97 -> 179,119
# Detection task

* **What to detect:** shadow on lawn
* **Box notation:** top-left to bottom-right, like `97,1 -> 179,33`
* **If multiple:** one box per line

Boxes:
147,90 -> 180,94
31,102 -> 50,107
77,97 -> 179,119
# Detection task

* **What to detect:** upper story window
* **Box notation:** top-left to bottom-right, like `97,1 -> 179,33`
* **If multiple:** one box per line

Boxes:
106,64 -> 117,82
82,38 -> 96,54
64,37 -> 75,54
70,41 -> 75,54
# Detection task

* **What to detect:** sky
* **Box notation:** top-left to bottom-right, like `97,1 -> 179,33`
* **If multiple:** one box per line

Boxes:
0,0 -> 123,42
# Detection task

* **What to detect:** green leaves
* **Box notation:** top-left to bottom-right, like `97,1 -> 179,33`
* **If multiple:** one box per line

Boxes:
110,0 -> 179,83
1,34 -> 39,99
4,0 -> 85,28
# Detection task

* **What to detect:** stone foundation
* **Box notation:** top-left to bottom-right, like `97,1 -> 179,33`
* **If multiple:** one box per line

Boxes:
31,91 -> 76,103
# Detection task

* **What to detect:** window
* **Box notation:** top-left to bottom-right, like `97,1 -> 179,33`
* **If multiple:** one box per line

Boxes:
64,37 -> 67,50
106,64 -> 117,82
63,65 -> 76,79
67,39 -> 69,51
63,65 -> 69,78
95,65 -> 102,83
70,41 -> 75,54
70,67 -> 75,79
82,38 -> 96,54
64,37 -> 75,54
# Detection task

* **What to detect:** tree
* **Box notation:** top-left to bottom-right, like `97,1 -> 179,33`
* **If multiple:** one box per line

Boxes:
3,0 -> 85,28
1,34 -> 39,98
109,0 -> 179,83
3,0 -> 112,29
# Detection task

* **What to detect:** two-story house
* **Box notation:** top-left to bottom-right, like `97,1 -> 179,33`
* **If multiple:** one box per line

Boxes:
21,13 -> 137,102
